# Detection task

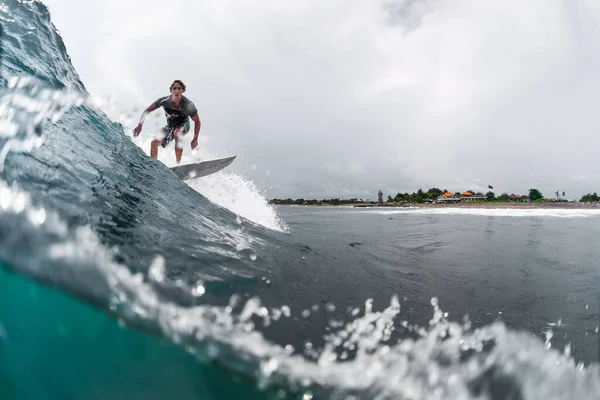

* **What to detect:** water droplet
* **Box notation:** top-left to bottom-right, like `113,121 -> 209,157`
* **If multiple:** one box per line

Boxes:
207,344 -> 219,359
148,255 -> 166,283
261,358 -> 279,377
193,283 -> 205,297
28,207 -> 46,225
544,329 -> 553,348
228,294 -> 240,309
7,77 -> 18,88
12,192 -> 26,213
240,297 -> 262,321
272,309 -> 282,321
365,298 -> 373,314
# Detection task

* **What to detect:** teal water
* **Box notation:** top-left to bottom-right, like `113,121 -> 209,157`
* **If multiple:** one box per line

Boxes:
0,264 -> 272,400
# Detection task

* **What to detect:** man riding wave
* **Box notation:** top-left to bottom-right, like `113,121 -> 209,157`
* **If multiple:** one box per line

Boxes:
133,79 -> 201,163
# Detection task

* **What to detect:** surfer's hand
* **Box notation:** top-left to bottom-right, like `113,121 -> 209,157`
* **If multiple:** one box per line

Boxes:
133,124 -> 142,137
191,138 -> 198,150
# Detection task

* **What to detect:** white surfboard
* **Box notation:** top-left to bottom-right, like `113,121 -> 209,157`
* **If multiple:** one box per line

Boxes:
169,155 -> 236,180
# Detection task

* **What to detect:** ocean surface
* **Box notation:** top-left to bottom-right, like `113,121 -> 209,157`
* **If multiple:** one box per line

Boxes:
1,1 -> 600,399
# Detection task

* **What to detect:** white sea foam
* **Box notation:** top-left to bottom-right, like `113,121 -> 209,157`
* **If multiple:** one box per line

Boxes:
77,248 -> 600,400
357,207 -> 600,219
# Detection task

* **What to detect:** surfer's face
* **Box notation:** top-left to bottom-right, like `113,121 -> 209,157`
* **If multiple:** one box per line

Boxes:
170,84 -> 183,98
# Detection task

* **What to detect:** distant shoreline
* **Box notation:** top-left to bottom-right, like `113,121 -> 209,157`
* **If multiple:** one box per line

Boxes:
404,202 -> 600,209
274,202 -> 600,209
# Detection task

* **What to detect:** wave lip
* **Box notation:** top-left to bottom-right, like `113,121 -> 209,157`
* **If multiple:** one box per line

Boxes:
1,0 -> 85,90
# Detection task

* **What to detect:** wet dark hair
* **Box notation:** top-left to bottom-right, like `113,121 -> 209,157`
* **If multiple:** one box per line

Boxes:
170,80 -> 186,92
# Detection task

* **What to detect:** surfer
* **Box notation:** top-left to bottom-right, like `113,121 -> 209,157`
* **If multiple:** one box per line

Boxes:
132,80 -> 201,163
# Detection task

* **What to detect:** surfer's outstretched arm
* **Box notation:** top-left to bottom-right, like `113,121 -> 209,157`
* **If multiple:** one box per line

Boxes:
190,112 -> 201,150
133,103 -> 158,137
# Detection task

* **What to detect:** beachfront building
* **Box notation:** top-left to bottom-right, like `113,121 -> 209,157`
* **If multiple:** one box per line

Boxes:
460,192 -> 487,202
437,192 -> 460,203
436,191 -> 487,203
509,194 -> 530,202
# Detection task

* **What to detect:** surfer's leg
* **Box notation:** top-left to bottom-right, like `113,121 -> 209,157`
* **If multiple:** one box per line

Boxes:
151,139 -> 161,159
173,122 -> 190,164
174,128 -> 183,163
151,127 -> 171,160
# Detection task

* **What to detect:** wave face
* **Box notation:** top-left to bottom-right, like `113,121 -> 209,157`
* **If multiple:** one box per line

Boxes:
1,1 -> 600,399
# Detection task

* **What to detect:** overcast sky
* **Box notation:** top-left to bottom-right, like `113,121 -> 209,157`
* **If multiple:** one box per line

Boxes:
41,0 -> 600,200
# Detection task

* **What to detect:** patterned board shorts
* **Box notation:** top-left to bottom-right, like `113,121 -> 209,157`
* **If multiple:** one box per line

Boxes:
160,121 -> 190,148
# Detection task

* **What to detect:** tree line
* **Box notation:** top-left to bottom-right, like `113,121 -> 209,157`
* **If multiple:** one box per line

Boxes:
580,193 -> 600,202
269,188 -> 600,204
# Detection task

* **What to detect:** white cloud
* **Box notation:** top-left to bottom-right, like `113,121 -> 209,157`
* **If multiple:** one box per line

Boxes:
42,0 -> 600,199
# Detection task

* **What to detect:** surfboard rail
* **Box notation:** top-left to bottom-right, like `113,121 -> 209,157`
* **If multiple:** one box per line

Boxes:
169,155 -> 236,180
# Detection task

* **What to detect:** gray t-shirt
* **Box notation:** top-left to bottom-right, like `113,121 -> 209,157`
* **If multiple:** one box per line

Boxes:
153,95 -> 198,128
